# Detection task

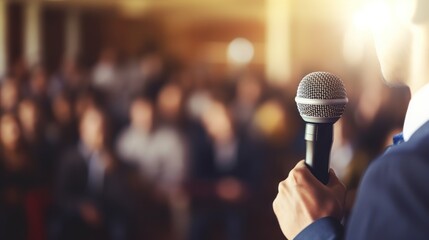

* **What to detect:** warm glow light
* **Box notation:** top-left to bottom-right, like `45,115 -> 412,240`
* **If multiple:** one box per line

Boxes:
227,38 -> 254,65
343,27 -> 367,66
345,0 -> 412,66
352,1 -> 392,32
352,0 -> 415,31
120,1 -> 148,17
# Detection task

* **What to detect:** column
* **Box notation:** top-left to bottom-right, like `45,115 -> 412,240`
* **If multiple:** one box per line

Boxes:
24,1 -> 42,66
0,0 -> 7,76
265,0 -> 292,84
65,8 -> 80,59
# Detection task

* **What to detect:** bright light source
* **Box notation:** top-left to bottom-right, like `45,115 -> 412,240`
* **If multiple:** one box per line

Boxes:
120,1 -> 148,17
394,0 -> 416,24
345,0 -> 414,67
227,38 -> 254,65
352,1 -> 392,32
343,27 -> 367,66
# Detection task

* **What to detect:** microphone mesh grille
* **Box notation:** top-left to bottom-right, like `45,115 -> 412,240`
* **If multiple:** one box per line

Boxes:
296,72 -> 347,121
297,72 -> 346,100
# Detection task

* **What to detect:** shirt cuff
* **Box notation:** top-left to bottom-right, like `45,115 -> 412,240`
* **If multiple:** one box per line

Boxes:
294,217 -> 343,240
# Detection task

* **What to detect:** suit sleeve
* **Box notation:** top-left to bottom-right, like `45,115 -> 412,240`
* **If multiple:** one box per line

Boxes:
294,217 -> 344,240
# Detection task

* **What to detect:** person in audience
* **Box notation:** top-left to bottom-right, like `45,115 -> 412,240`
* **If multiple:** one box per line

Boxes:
27,66 -> 52,120
141,51 -> 169,101
47,91 -> 79,157
230,73 -> 263,133
53,104 -> 132,240
50,57 -> 86,98
187,99 -> 261,240
0,113 -> 36,240
116,96 -> 155,177
154,83 -> 189,239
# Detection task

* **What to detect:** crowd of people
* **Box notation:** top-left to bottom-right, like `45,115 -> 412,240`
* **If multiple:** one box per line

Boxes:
0,47 -> 410,240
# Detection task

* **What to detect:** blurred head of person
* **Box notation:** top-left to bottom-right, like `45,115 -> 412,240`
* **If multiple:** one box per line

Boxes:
0,77 -> 20,112
52,91 -> 74,126
0,113 -> 24,152
29,65 -> 48,96
60,57 -> 83,87
130,96 -> 153,132
157,83 -> 183,123
79,104 -> 110,152
201,100 -> 234,143
75,89 -> 104,119
18,98 -> 42,142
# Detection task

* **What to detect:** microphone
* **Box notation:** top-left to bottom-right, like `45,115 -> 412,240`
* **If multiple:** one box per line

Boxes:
295,72 -> 348,184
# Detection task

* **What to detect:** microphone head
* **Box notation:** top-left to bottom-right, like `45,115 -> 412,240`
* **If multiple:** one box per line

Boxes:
295,72 -> 348,123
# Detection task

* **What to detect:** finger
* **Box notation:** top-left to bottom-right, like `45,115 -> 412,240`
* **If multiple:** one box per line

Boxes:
287,164 -> 324,192
286,160 -> 305,184
295,159 -> 307,169
287,160 -> 306,177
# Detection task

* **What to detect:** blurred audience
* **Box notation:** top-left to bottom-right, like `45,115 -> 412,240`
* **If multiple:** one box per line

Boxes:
0,45 -> 409,240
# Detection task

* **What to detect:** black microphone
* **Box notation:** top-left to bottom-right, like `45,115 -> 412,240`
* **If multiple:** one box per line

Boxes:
295,72 -> 348,184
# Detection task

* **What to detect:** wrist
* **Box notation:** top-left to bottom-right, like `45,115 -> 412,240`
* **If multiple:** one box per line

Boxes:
294,217 -> 343,240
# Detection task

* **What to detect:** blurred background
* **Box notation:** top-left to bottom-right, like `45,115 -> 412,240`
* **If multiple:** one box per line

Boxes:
0,0 -> 412,240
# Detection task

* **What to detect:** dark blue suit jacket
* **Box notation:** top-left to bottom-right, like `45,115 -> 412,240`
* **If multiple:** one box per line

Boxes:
295,121 -> 429,240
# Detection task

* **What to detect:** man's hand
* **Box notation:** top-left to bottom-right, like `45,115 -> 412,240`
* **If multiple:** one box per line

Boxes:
273,160 -> 346,239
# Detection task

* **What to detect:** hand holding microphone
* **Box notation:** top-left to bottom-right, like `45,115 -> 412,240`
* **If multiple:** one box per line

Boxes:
295,72 -> 348,184
273,160 -> 346,239
273,72 -> 347,239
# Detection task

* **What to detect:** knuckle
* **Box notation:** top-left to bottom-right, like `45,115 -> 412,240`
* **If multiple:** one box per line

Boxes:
272,196 -> 281,212
278,180 -> 287,193
272,198 -> 278,211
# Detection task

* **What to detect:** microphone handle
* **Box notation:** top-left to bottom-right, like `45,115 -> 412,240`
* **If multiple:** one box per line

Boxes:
305,123 -> 333,185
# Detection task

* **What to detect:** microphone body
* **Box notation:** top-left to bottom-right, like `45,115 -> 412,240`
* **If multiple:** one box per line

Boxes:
295,72 -> 347,184
305,123 -> 333,184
